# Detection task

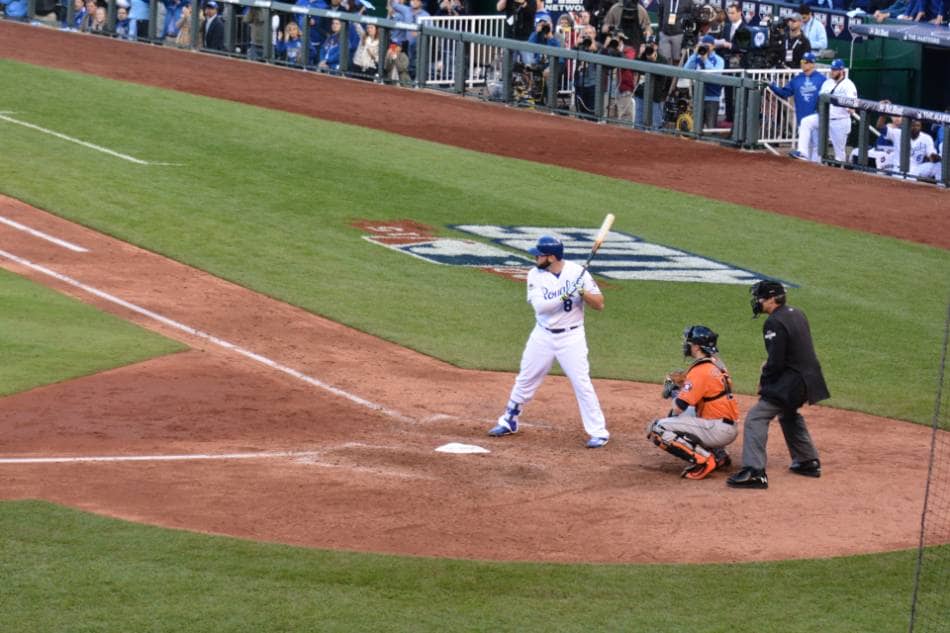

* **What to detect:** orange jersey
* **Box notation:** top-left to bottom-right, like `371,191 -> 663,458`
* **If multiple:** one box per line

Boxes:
678,358 -> 740,421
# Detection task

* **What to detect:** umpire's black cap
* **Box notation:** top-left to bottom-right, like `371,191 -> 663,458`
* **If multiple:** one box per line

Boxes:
751,280 -> 786,299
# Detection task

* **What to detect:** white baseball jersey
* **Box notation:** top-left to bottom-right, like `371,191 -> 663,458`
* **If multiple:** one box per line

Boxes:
526,260 -> 602,330
819,76 -> 857,120
883,126 -> 937,176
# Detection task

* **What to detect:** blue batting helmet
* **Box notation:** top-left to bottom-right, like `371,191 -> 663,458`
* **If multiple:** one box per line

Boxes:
528,235 -> 563,260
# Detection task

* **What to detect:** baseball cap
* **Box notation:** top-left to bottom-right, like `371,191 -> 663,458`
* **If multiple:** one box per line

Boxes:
203,0 -> 217,7
830,58 -> 846,70
700,34 -> 715,44
787,11 -> 802,21
802,51 -> 817,63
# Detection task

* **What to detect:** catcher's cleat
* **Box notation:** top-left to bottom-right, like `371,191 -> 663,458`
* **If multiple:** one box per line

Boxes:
789,459 -> 821,478
682,455 -> 717,480
488,419 -> 518,437
712,447 -> 732,469
726,467 -> 768,489
586,437 -> 609,449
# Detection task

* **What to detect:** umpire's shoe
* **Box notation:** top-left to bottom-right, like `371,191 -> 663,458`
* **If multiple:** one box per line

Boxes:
488,418 -> 518,437
726,467 -> 768,489
789,459 -> 821,478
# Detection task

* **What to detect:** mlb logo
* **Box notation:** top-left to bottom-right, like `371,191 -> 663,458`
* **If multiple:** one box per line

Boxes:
818,12 -> 828,26
830,14 -> 845,36
742,1 -> 755,22
759,4 -> 773,22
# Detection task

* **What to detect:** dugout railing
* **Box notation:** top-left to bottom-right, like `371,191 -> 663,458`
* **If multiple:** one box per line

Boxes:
817,94 -> 950,187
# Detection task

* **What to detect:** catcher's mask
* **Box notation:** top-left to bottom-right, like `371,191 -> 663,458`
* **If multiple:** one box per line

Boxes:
528,235 -> 564,261
683,325 -> 719,356
750,280 -> 786,317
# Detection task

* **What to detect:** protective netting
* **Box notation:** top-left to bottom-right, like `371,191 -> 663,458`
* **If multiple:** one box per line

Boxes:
908,300 -> 950,633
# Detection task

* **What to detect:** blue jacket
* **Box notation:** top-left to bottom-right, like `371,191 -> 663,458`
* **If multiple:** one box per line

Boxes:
276,37 -> 304,63
320,33 -> 343,70
0,0 -> 28,18
769,70 -> 826,124
161,0 -> 187,37
684,51 -> 725,100
904,0 -> 943,18
296,0 -> 329,47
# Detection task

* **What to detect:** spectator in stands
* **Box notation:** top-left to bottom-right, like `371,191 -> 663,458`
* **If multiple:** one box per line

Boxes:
129,0 -> 149,40
115,5 -> 134,38
779,12 -> 812,68
534,0 -> 552,25
437,0 -> 466,16
806,0 -> 847,9
389,0 -> 429,76
656,0 -> 692,65
897,0 -> 945,21
683,34 -> 724,129
242,6 -> 268,61
601,0 -> 653,53
498,0 -> 537,41
91,4 -> 108,31
574,8 -> 591,26
798,4 -> 827,51
555,13 -> 574,46
173,2 -> 190,46
873,0 -> 911,20
161,0 -> 188,46
32,0 -> 60,26
318,18 -> 346,72
201,0 -> 225,50
79,0 -> 98,31
0,0 -> 28,20
604,30 -> 636,124
768,52 -> 826,158
67,0 -> 85,27
634,38 -> 672,129
276,20 -> 304,63
384,42 -> 412,83
353,22 -> 380,77
296,0 -> 329,63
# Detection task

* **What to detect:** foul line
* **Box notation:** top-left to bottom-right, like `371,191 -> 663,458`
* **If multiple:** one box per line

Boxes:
0,248 -> 413,423
0,215 -> 88,252
0,451 -> 318,464
0,113 -> 178,165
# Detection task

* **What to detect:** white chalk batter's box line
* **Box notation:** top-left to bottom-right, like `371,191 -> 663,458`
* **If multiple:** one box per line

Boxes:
0,248 -> 416,424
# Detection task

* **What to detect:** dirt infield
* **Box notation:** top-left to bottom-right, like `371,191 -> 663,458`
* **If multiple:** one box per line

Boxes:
0,22 -> 943,564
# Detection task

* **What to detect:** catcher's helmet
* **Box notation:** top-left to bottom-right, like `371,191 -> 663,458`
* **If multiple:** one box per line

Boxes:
528,235 -> 564,260
683,325 -> 719,356
750,280 -> 786,316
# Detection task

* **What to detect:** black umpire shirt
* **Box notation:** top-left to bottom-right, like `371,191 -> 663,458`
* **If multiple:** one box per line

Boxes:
759,304 -> 830,410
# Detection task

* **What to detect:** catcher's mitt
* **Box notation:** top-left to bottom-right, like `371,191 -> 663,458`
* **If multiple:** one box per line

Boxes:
661,370 -> 687,399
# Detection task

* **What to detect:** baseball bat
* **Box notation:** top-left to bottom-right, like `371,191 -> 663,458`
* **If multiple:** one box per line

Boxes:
571,213 -> 615,292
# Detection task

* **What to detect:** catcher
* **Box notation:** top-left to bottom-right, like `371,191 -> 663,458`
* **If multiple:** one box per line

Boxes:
646,325 -> 739,480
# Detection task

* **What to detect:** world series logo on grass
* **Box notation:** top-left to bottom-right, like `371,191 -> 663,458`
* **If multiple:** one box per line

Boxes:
357,220 -> 786,285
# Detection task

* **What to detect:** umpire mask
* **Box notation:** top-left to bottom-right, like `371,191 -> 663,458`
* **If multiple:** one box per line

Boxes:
750,280 -> 786,318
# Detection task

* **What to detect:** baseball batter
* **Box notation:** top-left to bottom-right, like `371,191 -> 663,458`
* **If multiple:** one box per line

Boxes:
488,235 -> 609,448
797,58 -> 857,163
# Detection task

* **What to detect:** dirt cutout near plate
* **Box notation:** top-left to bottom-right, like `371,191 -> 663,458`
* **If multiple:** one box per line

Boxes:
0,24 -> 944,564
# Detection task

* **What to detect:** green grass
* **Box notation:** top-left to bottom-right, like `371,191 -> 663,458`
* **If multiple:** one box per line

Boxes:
0,60 -> 947,423
0,268 -> 185,395
2,500 -> 943,633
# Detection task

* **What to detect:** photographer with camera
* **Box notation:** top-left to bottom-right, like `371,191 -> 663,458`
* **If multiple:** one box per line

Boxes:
657,0 -> 696,64
634,39 -> 674,129
602,29 -> 637,124
498,0 -> 538,41
573,26 -> 601,116
778,12 -> 811,69
525,15 -> 562,79
601,0 -> 653,53
683,34 -> 725,129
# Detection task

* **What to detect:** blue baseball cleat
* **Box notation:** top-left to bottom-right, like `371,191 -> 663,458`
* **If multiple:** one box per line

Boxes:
488,419 -> 518,437
586,437 -> 609,449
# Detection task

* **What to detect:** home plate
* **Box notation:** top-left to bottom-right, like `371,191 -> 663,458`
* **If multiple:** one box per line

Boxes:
435,443 -> 490,454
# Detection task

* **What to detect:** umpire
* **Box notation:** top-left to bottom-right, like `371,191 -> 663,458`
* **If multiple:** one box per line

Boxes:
727,280 -> 829,489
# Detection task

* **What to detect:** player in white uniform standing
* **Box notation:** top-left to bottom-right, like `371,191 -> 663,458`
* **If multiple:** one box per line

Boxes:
798,58 -> 857,163
488,235 -> 610,448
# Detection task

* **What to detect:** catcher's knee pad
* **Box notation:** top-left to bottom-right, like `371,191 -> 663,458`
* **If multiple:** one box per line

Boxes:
649,429 -> 711,465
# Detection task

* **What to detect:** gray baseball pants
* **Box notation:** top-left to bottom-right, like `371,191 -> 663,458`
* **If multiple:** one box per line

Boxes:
740,398 -> 819,471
